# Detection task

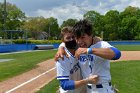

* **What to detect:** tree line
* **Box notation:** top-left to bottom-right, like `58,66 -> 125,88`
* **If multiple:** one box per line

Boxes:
0,2 -> 140,41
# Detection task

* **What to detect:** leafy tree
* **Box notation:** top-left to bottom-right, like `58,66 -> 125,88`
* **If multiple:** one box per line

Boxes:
120,17 -> 137,40
0,2 -> 25,39
45,17 -> 59,40
6,3 -> 25,30
61,18 -> 78,28
134,19 -> 140,39
22,17 -> 47,39
120,6 -> 140,19
84,11 -> 104,37
22,17 -> 59,40
119,6 -> 140,40
104,10 -> 120,40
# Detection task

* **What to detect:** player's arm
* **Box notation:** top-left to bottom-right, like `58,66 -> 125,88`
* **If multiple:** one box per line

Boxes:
91,47 -> 121,60
54,43 -> 68,61
74,75 -> 98,88
54,46 -> 65,61
59,75 -> 99,90
75,47 -> 121,60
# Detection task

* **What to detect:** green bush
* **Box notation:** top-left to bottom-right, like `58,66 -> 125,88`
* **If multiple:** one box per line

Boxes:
13,39 -> 31,44
49,40 -> 61,44
13,39 -> 61,44
29,40 -> 50,44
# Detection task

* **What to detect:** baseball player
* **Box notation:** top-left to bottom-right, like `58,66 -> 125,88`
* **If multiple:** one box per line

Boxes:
55,20 -> 121,93
56,26 -> 99,93
72,19 -> 121,93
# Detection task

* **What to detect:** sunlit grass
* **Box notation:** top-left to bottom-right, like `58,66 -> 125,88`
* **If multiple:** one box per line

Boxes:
0,50 -> 57,81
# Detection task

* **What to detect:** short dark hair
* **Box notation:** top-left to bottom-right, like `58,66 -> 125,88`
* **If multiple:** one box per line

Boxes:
60,26 -> 73,41
72,19 -> 93,38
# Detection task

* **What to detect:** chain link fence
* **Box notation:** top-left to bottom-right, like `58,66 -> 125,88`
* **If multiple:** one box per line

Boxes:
0,30 -> 32,53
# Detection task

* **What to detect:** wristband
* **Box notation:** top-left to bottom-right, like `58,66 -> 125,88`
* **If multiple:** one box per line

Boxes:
87,48 -> 92,54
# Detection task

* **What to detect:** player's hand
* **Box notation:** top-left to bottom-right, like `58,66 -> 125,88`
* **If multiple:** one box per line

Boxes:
75,48 -> 87,59
88,75 -> 99,84
54,47 -> 68,61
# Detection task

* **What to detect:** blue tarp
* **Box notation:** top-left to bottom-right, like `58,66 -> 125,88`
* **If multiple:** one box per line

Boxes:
0,44 -> 36,53
0,44 -> 60,53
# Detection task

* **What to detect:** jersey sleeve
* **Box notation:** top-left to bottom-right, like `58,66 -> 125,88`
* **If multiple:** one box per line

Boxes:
93,41 -> 114,61
100,41 -> 113,48
59,42 -> 65,48
56,56 -> 70,80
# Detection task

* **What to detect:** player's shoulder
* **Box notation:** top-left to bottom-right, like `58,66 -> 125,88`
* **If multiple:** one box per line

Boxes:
96,41 -> 109,45
100,41 -> 110,46
59,42 -> 65,48
90,41 -> 112,48
100,41 -> 112,48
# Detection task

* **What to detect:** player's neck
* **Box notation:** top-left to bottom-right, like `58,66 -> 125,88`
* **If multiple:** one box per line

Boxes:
68,49 -> 75,55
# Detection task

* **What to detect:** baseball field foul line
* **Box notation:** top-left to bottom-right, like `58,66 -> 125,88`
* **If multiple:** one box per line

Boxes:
5,67 -> 56,93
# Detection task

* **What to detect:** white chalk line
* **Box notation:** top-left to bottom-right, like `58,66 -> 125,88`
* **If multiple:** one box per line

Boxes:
5,67 -> 56,93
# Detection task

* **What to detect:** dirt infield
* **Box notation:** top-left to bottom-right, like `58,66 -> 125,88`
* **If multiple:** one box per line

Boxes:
0,51 -> 140,93
0,59 -> 56,93
111,51 -> 140,62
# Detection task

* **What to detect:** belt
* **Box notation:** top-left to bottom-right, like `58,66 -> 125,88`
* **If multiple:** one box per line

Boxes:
87,82 -> 111,89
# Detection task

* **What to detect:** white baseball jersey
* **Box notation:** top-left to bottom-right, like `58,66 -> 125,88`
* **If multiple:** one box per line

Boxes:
56,47 -> 85,93
79,41 -> 113,83
78,41 -> 115,93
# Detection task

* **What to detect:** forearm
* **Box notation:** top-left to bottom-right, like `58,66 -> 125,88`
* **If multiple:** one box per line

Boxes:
75,75 -> 98,88
92,48 -> 115,60
60,75 -> 98,90
75,47 -> 121,60
74,79 -> 88,88
54,46 -> 66,61
91,47 -> 121,60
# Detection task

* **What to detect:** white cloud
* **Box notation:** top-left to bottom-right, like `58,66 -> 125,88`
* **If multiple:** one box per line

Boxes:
129,0 -> 140,7
1,0 -> 140,25
35,4 -> 83,25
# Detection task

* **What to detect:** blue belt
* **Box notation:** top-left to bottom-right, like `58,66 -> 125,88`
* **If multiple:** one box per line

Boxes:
87,82 -> 111,89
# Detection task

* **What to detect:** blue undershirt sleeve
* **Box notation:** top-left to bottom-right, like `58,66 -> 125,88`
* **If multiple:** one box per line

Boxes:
59,79 -> 75,90
110,47 -> 121,60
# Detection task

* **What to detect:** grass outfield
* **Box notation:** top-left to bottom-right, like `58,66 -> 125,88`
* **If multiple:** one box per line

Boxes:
114,45 -> 140,51
37,60 -> 140,93
111,60 -> 140,93
36,78 -> 59,93
36,45 -> 140,93
0,50 -> 57,82
1,45 -> 140,92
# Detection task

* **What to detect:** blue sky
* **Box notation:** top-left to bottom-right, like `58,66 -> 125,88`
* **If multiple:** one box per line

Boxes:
0,0 -> 140,25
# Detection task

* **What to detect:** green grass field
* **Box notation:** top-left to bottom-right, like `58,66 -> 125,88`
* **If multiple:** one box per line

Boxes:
114,45 -> 140,51
0,50 -> 57,81
36,78 -> 59,93
37,60 -> 140,93
111,60 -> 140,93
0,45 -> 140,92
36,45 -> 140,93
